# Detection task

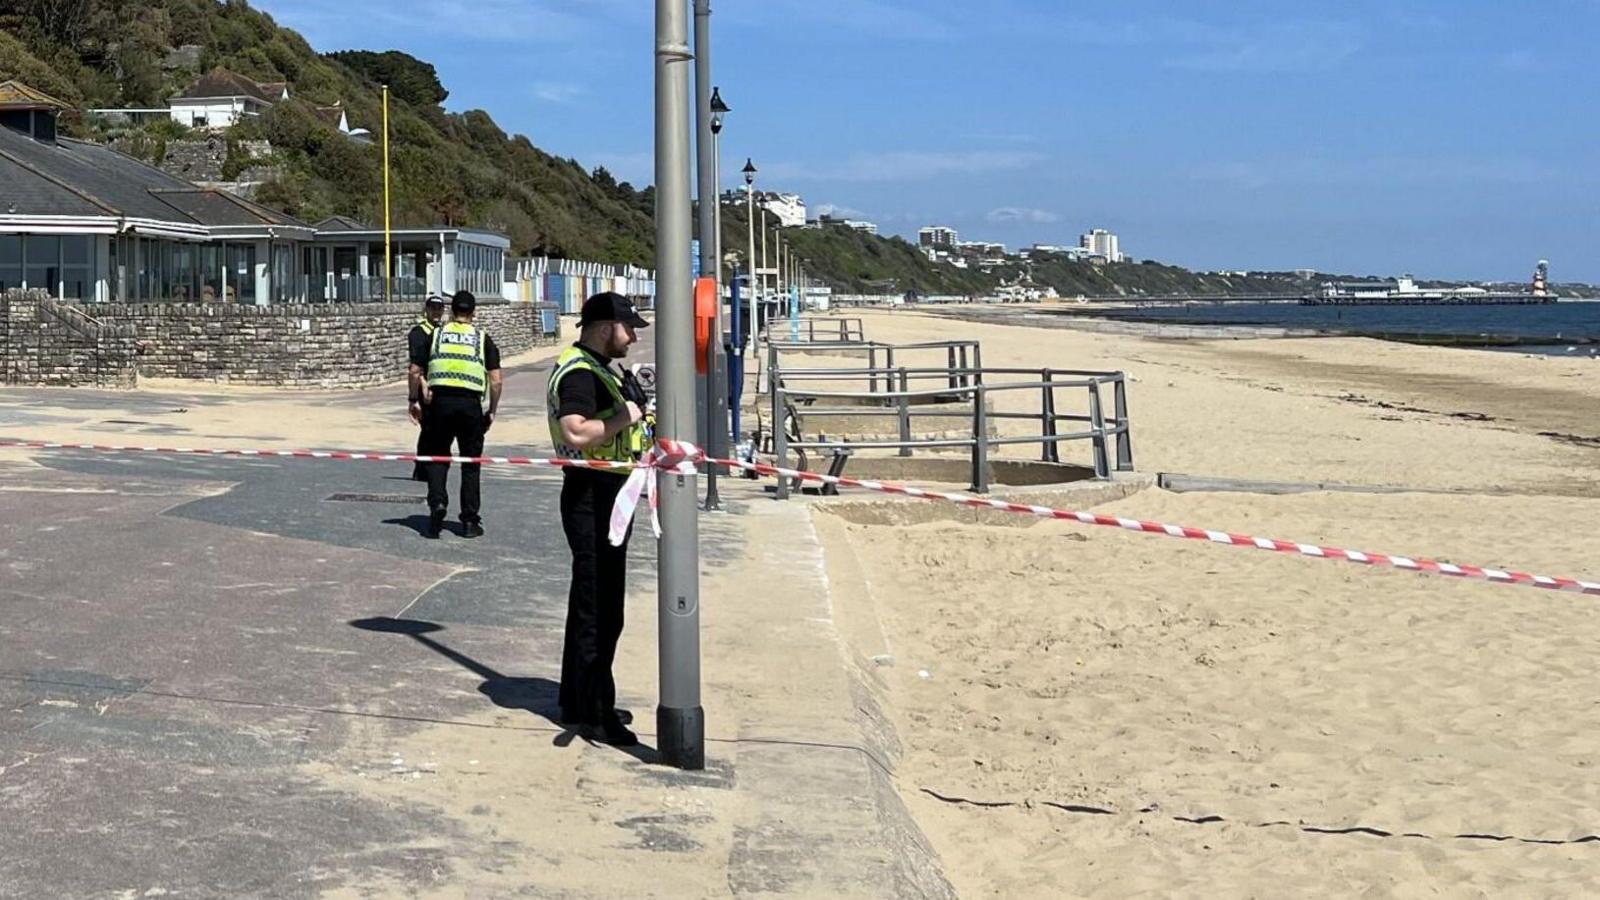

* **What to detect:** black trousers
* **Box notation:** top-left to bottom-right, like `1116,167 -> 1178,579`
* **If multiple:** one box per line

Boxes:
421,393 -> 485,522
559,470 -> 632,724
412,422 -> 430,480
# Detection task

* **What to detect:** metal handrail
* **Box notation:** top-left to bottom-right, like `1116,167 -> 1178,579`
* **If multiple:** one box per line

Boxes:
768,370 -> 1134,498
763,317 -> 867,344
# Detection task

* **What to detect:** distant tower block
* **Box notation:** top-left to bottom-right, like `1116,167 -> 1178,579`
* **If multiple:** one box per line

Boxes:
1532,259 -> 1550,296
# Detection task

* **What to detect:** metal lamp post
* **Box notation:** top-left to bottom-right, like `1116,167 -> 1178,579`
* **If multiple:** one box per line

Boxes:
693,1 -> 726,510
654,0 -> 703,770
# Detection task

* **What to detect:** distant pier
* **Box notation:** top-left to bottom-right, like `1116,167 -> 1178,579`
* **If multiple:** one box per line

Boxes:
1299,293 -> 1554,307
1078,292 -> 1557,307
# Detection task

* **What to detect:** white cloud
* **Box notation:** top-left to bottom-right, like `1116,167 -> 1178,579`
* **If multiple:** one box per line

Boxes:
1161,21 -> 1362,73
764,150 -> 1047,183
533,81 -> 586,104
255,0 -> 607,46
720,0 -> 956,41
813,203 -> 871,219
986,207 -> 1059,224
1192,156 -> 1573,190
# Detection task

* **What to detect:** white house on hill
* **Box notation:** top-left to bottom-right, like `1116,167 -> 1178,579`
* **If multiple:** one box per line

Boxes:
168,68 -> 289,130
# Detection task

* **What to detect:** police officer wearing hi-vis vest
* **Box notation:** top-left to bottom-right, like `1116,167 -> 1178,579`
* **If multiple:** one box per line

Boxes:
409,290 -> 502,540
548,292 -> 650,746
407,294 -> 447,482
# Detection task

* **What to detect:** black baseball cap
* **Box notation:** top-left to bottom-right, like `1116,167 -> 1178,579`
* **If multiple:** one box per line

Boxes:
451,290 -> 476,314
424,295 -> 446,307
579,291 -> 649,328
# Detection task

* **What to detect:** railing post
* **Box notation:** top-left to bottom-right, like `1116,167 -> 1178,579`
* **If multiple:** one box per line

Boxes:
773,382 -> 790,501
897,367 -> 912,457
1087,382 -> 1110,479
884,346 -> 896,396
947,344 -> 957,390
1040,368 -> 1059,463
1113,376 -> 1134,471
957,344 -> 969,389
971,384 -> 990,494
868,345 -> 878,394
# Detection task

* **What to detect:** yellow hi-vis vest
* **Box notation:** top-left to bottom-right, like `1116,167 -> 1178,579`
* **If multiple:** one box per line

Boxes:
416,316 -> 437,337
426,321 -> 487,392
546,345 -> 646,462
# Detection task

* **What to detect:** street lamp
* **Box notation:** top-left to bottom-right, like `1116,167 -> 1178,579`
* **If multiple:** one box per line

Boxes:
743,158 -> 757,356
710,86 -> 728,134
703,85 -> 730,512
709,91 -> 730,286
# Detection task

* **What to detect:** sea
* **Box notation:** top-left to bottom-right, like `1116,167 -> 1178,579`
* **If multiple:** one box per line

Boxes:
1067,299 -> 1600,356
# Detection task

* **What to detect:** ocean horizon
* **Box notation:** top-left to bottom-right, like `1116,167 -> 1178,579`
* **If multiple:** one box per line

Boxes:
1059,300 -> 1600,355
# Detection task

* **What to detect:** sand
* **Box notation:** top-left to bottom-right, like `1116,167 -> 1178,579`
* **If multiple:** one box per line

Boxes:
773,307 -> 1599,497
807,308 -> 1600,896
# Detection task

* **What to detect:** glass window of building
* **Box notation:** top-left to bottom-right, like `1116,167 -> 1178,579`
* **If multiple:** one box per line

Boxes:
61,235 -> 92,300
199,244 -> 223,302
170,242 -> 196,302
224,243 -> 256,304
0,235 -> 21,292
25,234 -> 61,297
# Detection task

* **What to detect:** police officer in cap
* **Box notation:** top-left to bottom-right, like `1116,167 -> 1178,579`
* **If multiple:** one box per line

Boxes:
548,291 -> 649,746
407,294 -> 447,481
410,290 -> 502,539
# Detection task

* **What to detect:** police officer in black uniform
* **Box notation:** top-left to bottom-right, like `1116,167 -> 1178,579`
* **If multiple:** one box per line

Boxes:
407,295 -> 447,481
547,293 -> 649,746
409,291 -> 502,539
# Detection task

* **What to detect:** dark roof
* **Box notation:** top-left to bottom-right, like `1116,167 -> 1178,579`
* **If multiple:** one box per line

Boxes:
0,155 -> 107,216
148,189 -> 304,227
0,81 -> 69,111
0,124 -> 309,228
315,214 -> 369,231
175,68 -> 284,104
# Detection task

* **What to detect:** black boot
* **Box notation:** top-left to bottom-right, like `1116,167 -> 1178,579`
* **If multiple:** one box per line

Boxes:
593,711 -> 638,747
426,508 -> 445,539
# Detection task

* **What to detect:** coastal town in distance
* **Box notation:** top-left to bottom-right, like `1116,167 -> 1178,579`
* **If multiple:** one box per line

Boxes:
2,1 -> 1598,898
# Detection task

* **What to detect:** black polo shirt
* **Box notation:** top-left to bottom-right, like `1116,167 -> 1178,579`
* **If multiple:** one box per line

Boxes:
555,343 -> 620,420
407,321 -> 435,368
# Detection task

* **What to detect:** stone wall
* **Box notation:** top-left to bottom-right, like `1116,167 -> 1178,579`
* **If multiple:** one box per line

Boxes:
1,289 -> 140,388
1,295 -> 559,389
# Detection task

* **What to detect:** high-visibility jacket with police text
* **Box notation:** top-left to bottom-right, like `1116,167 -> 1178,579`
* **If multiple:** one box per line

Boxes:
546,345 -> 645,462
427,321 -> 487,393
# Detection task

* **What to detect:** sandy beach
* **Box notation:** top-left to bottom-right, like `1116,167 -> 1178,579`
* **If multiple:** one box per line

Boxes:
807,308 -> 1600,896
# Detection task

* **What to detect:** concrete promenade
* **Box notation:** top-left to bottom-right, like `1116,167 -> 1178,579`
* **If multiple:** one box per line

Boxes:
0,336 -> 952,898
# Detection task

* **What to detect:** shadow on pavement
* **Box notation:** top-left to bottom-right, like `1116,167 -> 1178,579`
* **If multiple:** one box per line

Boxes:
383,514 -> 435,537
348,616 -> 658,765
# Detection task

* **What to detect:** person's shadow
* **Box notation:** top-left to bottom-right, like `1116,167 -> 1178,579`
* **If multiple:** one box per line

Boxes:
382,514 -> 436,537
349,616 -> 657,763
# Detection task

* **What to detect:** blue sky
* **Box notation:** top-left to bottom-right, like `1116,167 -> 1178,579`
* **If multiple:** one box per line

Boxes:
256,0 -> 1599,281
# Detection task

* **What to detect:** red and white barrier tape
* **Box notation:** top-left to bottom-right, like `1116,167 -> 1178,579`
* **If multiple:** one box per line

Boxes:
4,438 -> 1597,597
0,439 -> 632,470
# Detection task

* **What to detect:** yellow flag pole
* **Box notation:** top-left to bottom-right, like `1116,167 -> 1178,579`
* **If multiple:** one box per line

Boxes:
382,83 -> 391,302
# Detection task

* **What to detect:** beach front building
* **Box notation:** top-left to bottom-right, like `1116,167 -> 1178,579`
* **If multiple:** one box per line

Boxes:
310,217 -> 510,302
1,83 -> 511,304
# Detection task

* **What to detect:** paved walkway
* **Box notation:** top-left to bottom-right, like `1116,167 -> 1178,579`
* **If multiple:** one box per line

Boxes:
0,343 -> 952,898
